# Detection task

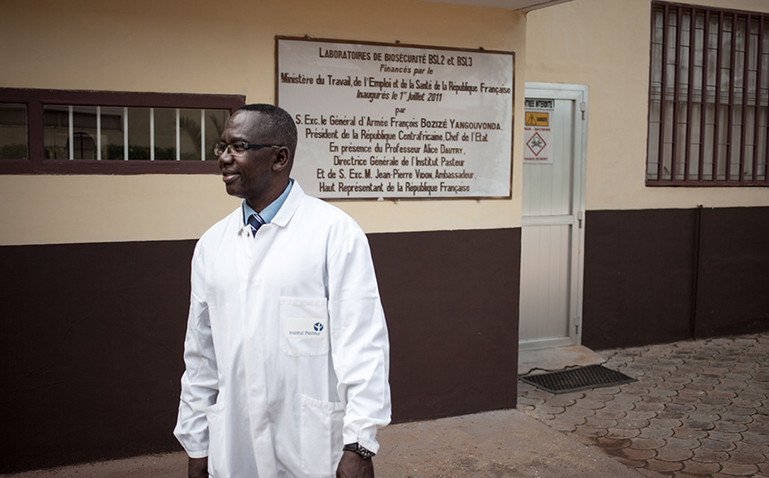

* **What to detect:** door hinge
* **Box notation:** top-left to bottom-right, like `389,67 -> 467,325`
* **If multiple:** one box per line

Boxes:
575,316 -> 582,335
580,101 -> 586,120
577,210 -> 584,229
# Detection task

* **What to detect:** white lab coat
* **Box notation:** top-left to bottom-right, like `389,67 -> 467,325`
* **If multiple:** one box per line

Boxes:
174,182 -> 391,478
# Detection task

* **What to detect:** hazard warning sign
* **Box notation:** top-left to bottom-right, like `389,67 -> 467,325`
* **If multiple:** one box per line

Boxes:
525,111 -> 550,127
524,125 -> 552,163
526,132 -> 547,156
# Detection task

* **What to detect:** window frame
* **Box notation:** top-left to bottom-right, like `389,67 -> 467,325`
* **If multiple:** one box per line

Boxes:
647,1 -> 769,187
0,88 -> 244,174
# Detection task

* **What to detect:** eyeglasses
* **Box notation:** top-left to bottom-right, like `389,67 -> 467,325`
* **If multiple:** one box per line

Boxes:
213,142 -> 281,157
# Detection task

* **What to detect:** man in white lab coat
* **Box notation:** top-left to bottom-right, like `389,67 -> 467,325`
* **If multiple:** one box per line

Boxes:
174,104 -> 391,478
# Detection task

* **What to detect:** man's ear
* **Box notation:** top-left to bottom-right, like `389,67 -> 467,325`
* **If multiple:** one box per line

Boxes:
273,146 -> 291,172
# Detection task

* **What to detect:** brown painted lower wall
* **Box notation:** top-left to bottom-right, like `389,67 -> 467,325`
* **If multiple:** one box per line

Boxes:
581,209 -> 697,349
695,207 -> 769,338
0,228 -> 520,473
0,241 -> 194,473
369,229 -> 520,423
582,207 -> 769,350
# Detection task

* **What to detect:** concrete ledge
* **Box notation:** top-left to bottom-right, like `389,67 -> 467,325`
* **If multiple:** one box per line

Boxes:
518,344 -> 605,375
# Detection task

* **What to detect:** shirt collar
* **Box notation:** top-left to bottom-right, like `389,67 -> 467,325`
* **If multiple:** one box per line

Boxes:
242,179 -> 294,226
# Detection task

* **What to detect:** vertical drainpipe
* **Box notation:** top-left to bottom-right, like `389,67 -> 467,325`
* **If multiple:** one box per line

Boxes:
691,205 -> 703,339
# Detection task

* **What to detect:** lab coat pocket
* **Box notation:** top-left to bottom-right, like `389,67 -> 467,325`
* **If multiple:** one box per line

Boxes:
205,402 -> 229,478
279,297 -> 329,357
300,394 -> 345,478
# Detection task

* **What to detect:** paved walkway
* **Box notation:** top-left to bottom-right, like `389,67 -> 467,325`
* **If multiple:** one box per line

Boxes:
518,332 -> 769,477
3,410 -> 640,478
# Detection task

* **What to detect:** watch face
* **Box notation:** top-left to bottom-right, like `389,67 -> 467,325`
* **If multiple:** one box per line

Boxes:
357,444 -> 375,458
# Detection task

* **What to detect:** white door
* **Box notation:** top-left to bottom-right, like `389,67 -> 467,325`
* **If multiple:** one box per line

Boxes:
519,83 -> 587,350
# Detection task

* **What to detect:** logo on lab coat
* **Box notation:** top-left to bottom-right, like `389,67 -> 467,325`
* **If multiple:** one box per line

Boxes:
288,320 -> 326,336
280,306 -> 330,355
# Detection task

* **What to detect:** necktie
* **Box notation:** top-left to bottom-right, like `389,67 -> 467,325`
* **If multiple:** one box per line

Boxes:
248,213 -> 265,236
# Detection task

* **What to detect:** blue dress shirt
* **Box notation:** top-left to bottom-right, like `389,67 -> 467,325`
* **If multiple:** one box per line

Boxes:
242,179 -> 294,226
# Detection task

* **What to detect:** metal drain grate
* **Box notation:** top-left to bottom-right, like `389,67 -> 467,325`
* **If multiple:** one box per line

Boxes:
521,364 -> 636,394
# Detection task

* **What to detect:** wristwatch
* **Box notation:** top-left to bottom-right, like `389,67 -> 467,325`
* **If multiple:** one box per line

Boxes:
343,442 -> 376,459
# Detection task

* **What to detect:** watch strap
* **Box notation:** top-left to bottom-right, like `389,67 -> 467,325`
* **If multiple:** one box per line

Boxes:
343,442 -> 376,459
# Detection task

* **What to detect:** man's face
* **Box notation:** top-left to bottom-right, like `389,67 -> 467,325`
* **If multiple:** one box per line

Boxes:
218,111 -> 277,204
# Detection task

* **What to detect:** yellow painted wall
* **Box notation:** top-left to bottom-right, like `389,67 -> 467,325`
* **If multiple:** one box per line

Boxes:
526,0 -> 769,211
0,0 -> 525,245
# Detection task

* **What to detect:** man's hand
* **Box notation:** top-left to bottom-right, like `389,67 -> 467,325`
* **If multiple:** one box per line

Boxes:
188,457 -> 208,478
336,450 -> 374,478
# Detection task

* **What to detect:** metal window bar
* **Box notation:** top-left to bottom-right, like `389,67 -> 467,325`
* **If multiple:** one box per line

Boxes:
150,107 -> 155,161
650,2 -> 769,185
684,7 -> 695,180
175,108 -> 181,161
759,17 -> 769,184
698,9 -> 709,181
713,11 -> 723,182
201,109 -> 206,161
96,106 -> 102,160
753,16 -> 763,181
726,13 -> 737,181
657,3 -> 669,181
739,14 -> 750,181
68,106 -> 74,160
763,20 -> 769,183
123,107 -> 129,161
671,7 -> 682,181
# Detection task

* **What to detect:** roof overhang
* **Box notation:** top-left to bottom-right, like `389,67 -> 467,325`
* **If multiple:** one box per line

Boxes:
424,0 -> 572,13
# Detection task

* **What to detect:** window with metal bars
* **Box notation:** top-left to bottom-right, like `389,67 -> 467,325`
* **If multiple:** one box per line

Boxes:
0,88 -> 244,174
648,2 -> 769,186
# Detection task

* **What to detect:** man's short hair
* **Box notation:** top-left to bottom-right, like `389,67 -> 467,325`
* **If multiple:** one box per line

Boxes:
236,104 -> 298,153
